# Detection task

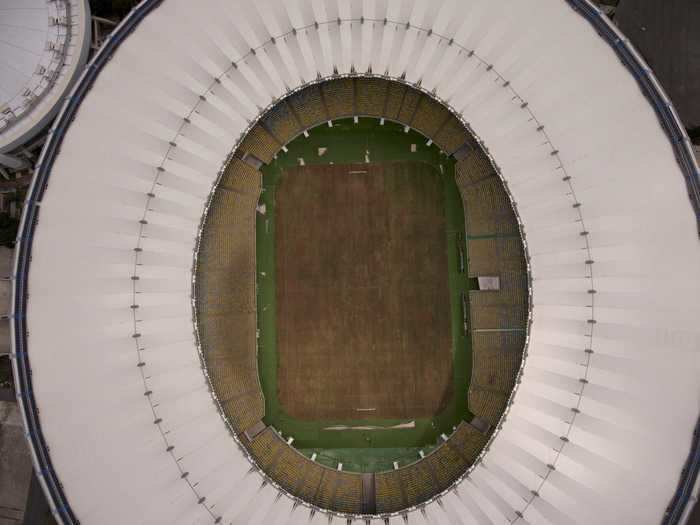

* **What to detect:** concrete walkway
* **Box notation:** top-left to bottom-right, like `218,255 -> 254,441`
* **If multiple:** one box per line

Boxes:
0,400 -> 31,525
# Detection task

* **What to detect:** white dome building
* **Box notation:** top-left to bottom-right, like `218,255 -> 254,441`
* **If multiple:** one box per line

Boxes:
10,0 -> 700,524
0,0 -> 90,167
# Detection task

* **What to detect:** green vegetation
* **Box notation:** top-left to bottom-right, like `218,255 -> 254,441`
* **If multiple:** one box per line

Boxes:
255,118 -> 473,472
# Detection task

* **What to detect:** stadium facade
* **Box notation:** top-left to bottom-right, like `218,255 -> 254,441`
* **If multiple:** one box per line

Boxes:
10,0 -> 700,524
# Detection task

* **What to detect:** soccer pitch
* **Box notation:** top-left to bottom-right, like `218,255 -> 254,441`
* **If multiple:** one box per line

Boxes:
255,118 -> 475,472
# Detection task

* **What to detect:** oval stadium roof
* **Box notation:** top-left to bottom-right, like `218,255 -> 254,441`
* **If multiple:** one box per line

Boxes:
11,0 -> 700,524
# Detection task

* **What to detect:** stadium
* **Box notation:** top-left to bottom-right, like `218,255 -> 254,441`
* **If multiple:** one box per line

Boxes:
8,0 -> 700,524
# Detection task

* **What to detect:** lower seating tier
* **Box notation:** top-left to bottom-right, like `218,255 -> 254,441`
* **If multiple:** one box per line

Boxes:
196,163 -> 264,435
411,96 -> 451,139
467,237 -> 526,277
456,149 -> 496,186
237,124 -> 280,164
434,115 -> 469,154
288,84 -> 328,128
468,388 -> 510,427
262,100 -> 301,146
374,423 -> 489,513
460,176 -> 520,237
322,78 -> 355,118
355,77 -> 389,116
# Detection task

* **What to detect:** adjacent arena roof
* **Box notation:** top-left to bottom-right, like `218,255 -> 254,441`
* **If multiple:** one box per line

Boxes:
11,0 -> 700,524
0,0 -> 90,153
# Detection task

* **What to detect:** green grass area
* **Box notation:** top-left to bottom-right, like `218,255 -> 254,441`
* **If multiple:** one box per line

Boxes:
300,447 -> 431,473
255,118 -> 474,472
